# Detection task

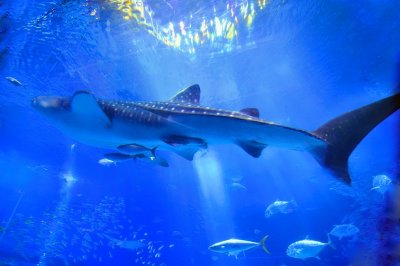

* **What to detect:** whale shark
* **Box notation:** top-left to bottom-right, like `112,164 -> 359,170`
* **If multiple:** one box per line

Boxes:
32,84 -> 400,184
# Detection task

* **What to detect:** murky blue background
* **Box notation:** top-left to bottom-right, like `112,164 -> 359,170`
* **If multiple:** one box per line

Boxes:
0,1 -> 399,265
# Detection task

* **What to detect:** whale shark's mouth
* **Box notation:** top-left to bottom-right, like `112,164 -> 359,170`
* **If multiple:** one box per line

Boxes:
32,96 -> 70,111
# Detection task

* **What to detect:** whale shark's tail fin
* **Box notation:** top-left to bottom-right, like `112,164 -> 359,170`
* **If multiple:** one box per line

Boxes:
311,93 -> 400,185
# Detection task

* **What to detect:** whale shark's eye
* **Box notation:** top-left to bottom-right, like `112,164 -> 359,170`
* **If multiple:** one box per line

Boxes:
61,99 -> 70,109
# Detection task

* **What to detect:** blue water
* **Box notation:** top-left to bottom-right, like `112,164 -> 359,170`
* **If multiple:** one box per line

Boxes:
0,1 -> 399,265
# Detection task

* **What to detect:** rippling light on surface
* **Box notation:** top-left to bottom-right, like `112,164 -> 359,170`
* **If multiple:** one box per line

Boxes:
107,0 -> 269,54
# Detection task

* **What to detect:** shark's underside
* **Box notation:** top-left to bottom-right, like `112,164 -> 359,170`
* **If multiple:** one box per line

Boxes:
32,84 -> 400,184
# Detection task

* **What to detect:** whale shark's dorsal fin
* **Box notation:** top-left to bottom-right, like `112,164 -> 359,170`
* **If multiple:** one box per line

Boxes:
240,108 -> 259,118
169,84 -> 200,104
71,91 -> 110,126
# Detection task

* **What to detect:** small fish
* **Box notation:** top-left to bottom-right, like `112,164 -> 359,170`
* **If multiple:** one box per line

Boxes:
104,153 -> 134,162
371,174 -> 392,194
103,152 -> 168,167
118,143 -> 156,158
98,158 -> 116,166
208,235 -> 270,259
105,235 -> 146,250
70,143 -> 76,152
5,76 -> 23,86
265,199 -> 297,218
286,235 -> 334,260
329,224 -> 359,240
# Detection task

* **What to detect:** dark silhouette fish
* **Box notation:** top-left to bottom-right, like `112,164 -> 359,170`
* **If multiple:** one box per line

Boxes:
32,84 -> 400,184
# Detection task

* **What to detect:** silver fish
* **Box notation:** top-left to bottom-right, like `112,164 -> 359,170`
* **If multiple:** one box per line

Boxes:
209,235 -> 270,258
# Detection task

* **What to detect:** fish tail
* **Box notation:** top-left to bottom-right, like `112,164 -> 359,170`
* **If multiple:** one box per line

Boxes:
327,233 -> 336,250
260,235 -> 271,254
311,93 -> 400,185
150,146 -> 158,157
290,199 -> 298,207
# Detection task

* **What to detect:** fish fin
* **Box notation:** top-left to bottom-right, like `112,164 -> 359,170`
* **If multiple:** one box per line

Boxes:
151,156 -> 169,167
117,143 -> 153,156
163,135 -> 207,160
150,146 -> 158,157
171,146 -> 202,161
71,91 -> 111,126
327,233 -> 336,249
134,154 -> 169,167
260,235 -> 271,254
311,93 -> 400,185
315,256 -> 321,260
169,84 -> 200,104
370,187 -> 379,191
104,153 -> 133,161
290,199 -> 298,207
163,135 -> 207,147
240,108 -> 259,118
228,252 -> 240,259
236,140 -> 267,158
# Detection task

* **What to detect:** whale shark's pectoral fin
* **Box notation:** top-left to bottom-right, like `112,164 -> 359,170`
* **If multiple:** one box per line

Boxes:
163,135 -> 208,160
236,140 -> 267,158
172,146 -> 205,161
71,91 -> 110,126
169,84 -> 200,104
